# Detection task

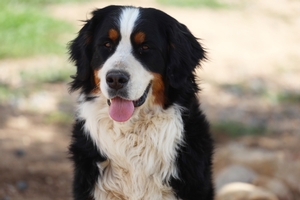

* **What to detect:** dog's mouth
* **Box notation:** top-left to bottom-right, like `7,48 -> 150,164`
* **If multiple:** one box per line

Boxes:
107,83 -> 151,122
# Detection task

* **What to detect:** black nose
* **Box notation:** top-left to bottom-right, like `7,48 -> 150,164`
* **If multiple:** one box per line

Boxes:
106,71 -> 129,90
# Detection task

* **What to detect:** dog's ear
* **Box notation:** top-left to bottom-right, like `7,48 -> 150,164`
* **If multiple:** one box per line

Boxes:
68,7 -> 110,92
69,18 -> 95,91
166,21 -> 206,89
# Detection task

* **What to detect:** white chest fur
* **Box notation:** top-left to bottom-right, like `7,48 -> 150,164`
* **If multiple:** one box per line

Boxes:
77,95 -> 184,200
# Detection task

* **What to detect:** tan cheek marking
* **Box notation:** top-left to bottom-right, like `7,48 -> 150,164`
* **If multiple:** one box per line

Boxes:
108,29 -> 119,41
92,69 -> 101,94
151,73 -> 165,106
134,31 -> 146,44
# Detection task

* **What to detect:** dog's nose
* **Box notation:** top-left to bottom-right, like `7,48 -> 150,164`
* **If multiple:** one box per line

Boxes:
106,71 -> 129,90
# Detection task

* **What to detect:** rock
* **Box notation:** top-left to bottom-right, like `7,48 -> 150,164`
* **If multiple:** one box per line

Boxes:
216,182 -> 278,200
253,176 -> 292,200
16,181 -> 28,191
277,160 -> 300,196
14,149 -> 26,157
215,164 -> 257,191
225,143 -> 278,176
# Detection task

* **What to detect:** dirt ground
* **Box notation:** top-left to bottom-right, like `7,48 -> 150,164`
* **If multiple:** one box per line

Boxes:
0,0 -> 299,199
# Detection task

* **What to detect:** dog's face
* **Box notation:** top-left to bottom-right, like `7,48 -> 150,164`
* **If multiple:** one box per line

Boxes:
69,6 -> 205,122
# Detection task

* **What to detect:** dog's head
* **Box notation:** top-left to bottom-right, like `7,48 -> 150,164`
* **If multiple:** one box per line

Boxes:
69,6 -> 205,122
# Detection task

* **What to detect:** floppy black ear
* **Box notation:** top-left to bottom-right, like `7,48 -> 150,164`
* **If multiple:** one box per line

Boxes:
166,21 -> 206,89
68,18 -> 95,92
69,6 -> 113,92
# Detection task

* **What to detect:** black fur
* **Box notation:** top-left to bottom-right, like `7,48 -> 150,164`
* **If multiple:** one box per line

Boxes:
68,6 -> 122,94
69,5 -> 214,200
70,120 -> 107,200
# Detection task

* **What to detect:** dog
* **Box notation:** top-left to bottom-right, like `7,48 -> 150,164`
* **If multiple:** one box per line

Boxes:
68,5 -> 214,200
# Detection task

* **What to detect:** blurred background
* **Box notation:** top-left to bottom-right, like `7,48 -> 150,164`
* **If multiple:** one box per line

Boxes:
0,0 -> 299,199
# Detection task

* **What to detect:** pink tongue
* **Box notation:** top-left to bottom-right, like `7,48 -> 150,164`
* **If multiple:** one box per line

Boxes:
109,97 -> 134,122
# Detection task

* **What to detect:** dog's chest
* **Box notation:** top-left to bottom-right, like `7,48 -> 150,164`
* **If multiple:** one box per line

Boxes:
94,129 -> 180,200
78,98 -> 184,200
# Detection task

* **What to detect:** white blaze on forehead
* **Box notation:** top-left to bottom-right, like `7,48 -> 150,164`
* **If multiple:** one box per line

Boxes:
119,7 -> 140,39
100,7 -> 153,101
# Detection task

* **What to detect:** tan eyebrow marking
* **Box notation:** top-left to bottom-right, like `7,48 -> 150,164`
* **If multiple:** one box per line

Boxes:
108,29 -> 119,41
134,31 -> 146,44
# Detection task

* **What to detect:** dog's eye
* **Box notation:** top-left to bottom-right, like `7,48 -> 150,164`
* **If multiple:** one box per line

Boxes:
104,42 -> 112,48
139,45 -> 149,54
141,45 -> 149,50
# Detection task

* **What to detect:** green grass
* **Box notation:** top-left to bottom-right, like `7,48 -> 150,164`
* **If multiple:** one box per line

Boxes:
45,111 -> 73,125
220,83 -> 267,97
157,0 -> 226,8
277,92 -> 300,103
20,66 -> 74,84
220,83 -> 300,104
0,83 -> 11,102
2,0 -> 90,6
0,5 -> 74,58
0,82 -> 30,103
212,121 -> 266,137
0,66 -> 74,103
266,90 -> 300,104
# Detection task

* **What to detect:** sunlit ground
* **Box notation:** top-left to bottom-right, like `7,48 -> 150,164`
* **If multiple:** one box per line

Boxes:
0,0 -> 299,199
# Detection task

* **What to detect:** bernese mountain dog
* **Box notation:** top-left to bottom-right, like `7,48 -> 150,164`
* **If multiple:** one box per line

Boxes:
68,5 -> 214,200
